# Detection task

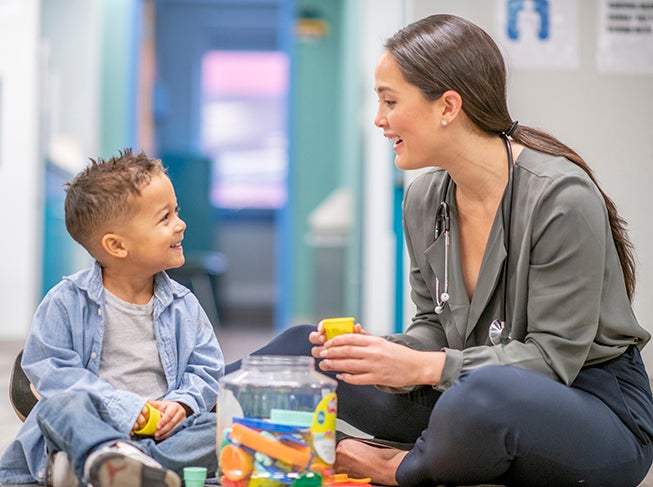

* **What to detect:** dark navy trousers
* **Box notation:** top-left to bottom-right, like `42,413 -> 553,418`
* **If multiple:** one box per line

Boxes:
228,325 -> 653,486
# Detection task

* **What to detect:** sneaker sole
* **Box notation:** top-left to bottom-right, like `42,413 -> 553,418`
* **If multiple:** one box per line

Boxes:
88,453 -> 181,487
45,451 -> 80,487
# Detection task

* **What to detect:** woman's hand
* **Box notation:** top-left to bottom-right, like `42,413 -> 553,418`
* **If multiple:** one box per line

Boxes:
318,333 -> 445,388
309,320 -> 366,359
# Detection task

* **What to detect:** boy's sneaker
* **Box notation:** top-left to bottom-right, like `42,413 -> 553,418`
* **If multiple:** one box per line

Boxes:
84,441 -> 181,487
45,450 -> 80,487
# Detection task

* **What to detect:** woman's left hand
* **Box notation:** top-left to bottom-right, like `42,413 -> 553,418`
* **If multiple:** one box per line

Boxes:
318,333 -> 444,388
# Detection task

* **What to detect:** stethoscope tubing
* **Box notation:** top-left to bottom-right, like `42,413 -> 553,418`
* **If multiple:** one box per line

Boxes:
433,133 -> 515,344
434,201 -> 450,314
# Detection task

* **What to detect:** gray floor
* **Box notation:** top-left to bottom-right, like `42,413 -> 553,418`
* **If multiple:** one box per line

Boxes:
2,331 -> 653,486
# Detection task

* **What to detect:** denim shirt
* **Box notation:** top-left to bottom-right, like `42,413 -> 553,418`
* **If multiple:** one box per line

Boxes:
0,262 -> 224,484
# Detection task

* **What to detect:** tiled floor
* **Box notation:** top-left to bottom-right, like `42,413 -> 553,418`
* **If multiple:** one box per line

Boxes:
2,329 -> 653,486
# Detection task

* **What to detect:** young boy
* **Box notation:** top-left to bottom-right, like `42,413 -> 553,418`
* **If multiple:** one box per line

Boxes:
0,150 -> 224,487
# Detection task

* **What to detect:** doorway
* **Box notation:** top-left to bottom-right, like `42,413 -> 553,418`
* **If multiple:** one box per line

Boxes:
152,0 -> 294,330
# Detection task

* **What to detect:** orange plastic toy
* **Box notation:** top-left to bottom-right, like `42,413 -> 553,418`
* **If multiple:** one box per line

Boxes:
229,423 -> 312,468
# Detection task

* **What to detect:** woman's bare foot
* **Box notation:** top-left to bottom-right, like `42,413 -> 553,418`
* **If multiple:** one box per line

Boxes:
334,439 -> 408,486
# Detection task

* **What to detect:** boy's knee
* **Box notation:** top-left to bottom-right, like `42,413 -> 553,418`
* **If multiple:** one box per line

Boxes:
191,411 -> 216,428
39,390 -> 88,416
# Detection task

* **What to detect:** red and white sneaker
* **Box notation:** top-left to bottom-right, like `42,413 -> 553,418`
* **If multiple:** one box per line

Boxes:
45,451 -> 80,487
84,441 -> 180,487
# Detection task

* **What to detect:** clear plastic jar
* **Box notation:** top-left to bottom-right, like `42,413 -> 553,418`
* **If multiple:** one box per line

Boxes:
217,355 -> 338,487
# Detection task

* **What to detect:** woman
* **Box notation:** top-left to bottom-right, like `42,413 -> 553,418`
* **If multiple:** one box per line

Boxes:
307,14 -> 653,487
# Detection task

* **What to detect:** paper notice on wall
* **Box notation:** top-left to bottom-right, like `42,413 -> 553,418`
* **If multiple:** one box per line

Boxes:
597,0 -> 653,74
494,0 -> 579,70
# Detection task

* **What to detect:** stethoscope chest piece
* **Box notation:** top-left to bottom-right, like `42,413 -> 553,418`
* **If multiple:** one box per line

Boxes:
488,319 -> 512,345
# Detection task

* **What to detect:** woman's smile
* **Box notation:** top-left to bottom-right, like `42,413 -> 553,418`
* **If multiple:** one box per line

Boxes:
390,136 -> 403,153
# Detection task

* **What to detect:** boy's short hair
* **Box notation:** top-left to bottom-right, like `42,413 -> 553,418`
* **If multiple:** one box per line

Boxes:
64,148 -> 166,256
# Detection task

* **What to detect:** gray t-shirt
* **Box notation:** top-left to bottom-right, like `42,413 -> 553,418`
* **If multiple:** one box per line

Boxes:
98,289 -> 168,400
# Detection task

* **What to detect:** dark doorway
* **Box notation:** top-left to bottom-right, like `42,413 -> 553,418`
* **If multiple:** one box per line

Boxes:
152,0 -> 294,331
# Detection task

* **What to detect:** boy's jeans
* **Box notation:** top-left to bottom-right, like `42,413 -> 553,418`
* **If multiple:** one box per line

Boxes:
36,390 -> 217,483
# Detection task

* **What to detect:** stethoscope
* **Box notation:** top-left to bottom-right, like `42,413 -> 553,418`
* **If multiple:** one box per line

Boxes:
434,132 -> 515,346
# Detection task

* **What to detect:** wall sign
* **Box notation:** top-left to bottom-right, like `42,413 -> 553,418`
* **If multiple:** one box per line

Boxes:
494,0 -> 580,69
597,0 -> 653,74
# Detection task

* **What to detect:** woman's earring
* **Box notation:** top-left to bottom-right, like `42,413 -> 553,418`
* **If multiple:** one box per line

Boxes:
441,119 -> 448,126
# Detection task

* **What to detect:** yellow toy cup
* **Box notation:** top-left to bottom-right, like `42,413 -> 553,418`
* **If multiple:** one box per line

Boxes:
133,402 -> 160,436
322,317 -> 355,340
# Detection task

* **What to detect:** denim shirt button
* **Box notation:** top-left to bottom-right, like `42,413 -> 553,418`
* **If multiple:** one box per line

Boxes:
91,352 -> 97,360
38,470 -> 44,479
98,308 -> 102,316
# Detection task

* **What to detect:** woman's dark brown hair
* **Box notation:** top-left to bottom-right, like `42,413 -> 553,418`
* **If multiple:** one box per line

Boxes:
385,14 -> 636,300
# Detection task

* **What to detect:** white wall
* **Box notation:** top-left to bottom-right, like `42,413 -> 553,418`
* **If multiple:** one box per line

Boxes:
359,0 -> 410,335
40,0 -> 101,273
402,0 -> 653,367
0,0 -> 101,341
41,0 -> 101,162
0,0 -> 41,340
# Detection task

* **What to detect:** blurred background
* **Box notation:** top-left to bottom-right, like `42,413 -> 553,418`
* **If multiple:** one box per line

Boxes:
1,0 -> 652,362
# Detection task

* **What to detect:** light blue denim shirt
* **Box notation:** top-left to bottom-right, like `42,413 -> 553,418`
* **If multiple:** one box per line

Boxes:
0,262 -> 224,484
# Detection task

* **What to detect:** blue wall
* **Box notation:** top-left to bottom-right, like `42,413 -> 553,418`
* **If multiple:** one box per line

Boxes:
291,0 -> 346,320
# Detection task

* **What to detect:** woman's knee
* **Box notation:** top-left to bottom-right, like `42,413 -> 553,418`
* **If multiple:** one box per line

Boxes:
276,324 -> 316,349
253,324 -> 316,357
434,366 -> 524,430
225,324 -> 316,374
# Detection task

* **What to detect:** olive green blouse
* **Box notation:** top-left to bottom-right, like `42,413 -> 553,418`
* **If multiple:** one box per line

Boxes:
391,147 -> 650,391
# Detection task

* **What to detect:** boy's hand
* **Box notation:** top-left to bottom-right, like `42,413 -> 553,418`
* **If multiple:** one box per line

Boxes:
132,404 -> 150,432
149,400 -> 187,441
